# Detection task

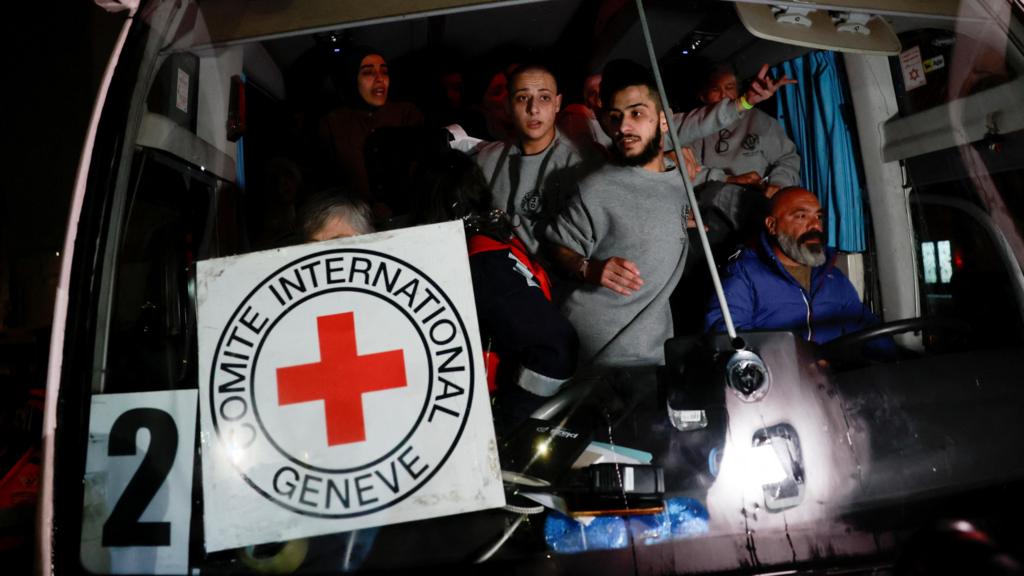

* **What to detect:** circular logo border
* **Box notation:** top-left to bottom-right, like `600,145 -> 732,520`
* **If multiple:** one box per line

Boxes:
208,248 -> 476,519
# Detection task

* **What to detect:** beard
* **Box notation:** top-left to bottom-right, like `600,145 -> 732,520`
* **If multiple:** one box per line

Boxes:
614,125 -> 662,167
778,230 -> 827,267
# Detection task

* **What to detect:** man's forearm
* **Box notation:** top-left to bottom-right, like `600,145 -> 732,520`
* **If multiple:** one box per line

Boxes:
673,99 -> 740,145
548,243 -> 587,281
547,243 -> 644,296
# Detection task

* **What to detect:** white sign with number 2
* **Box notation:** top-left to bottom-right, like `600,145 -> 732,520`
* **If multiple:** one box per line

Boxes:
81,390 -> 197,575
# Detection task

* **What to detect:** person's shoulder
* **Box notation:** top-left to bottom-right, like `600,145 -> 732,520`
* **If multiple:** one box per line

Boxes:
478,139 -> 507,153
321,106 -> 352,125
750,107 -> 781,126
817,262 -> 863,304
468,245 -> 535,296
820,256 -> 856,285
385,100 -> 420,115
552,130 -> 588,158
724,245 -> 769,276
474,139 -> 510,161
589,161 -> 631,178
554,130 -> 608,171
560,103 -> 592,116
469,245 -> 513,267
578,162 -> 629,191
372,101 -> 421,125
728,244 -> 759,264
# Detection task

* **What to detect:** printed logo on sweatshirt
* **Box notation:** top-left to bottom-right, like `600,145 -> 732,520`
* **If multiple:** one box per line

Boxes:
742,133 -> 760,151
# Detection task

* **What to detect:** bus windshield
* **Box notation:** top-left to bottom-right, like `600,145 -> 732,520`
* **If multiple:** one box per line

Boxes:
39,0 -> 1024,574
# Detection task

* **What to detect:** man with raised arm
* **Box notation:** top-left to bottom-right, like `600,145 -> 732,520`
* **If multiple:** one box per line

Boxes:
689,63 -> 801,197
453,59 -> 792,256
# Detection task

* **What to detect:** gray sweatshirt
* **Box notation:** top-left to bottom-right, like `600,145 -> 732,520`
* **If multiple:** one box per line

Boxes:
671,98 -> 744,146
465,100 -> 738,254
472,132 -> 593,254
691,108 -> 801,187
546,162 -> 690,366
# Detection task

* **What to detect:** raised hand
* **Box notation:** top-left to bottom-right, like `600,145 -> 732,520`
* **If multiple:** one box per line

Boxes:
681,147 -> 702,181
743,63 -> 798,107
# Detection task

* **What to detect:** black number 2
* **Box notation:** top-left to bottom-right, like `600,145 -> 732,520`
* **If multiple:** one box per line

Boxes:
102,408 -> 179,547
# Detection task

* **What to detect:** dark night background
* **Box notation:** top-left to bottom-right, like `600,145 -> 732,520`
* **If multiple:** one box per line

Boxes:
3,3 -> 124,332
1,2 -> 123,570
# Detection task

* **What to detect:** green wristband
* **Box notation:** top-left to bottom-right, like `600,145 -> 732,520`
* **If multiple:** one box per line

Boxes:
740,95 -> 754,110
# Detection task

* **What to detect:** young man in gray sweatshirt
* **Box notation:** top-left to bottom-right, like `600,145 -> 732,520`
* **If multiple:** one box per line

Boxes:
459,62 -> 771,256
546,60 -> 794,366
690,64 -> 801,196
469,63 -> 592,255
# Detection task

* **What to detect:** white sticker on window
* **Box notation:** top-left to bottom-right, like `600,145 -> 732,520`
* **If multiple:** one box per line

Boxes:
175,69 -> 189,113
80,390 -> 198,575
923,55 -> 945,73
624,467 -> 635,492
900,46 -> 927,91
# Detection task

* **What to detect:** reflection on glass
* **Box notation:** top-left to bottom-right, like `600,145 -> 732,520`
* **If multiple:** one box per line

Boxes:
748,443 -> 788,486
938,240 -> 953,284
922,241 -> 937,284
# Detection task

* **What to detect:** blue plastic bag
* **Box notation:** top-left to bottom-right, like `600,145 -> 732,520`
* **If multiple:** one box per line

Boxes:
544,497 -> 709,554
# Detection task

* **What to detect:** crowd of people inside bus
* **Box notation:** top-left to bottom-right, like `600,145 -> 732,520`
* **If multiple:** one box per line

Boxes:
274,44 -> 884,430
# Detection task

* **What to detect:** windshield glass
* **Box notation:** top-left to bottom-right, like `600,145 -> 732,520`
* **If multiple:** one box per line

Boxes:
55,0 -> 1024,574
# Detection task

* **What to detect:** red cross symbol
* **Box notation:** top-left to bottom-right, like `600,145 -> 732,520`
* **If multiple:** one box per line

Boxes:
277,312 -> 407,446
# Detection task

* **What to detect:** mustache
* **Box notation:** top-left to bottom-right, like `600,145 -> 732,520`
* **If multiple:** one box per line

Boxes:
798,230 -> 825,244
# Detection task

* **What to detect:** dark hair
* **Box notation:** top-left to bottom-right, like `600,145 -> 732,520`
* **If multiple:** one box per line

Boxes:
410,149 -> 515,239
411,149 -> 491,225
298,189 -> 374,241
600,59 -> 661,112
464,45 -> 521,106
699,62 -> 738,93
506,61 -> 560,98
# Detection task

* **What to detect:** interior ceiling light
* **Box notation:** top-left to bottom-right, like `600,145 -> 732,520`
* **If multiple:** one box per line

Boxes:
772,5 -> 814,27
832,12 -> 874,35
677,30 -> 720,56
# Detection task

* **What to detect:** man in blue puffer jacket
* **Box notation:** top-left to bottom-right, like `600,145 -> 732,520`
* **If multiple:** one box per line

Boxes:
704,186 -> 882,345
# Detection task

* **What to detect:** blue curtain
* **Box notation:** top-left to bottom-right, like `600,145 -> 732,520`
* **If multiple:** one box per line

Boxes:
772,51 -> 865,252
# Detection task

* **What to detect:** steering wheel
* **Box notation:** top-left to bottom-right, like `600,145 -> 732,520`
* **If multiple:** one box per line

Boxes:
818,316 -> 971,363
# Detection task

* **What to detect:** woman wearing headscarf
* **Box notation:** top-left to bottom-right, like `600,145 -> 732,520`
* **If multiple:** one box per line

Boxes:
319,46 -> 423,217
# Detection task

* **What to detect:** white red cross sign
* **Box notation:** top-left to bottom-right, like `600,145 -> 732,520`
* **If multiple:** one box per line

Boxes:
196,221 -> 503,552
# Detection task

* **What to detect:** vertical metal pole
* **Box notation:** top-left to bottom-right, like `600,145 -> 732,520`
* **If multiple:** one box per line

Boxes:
634,0 -> 740,344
